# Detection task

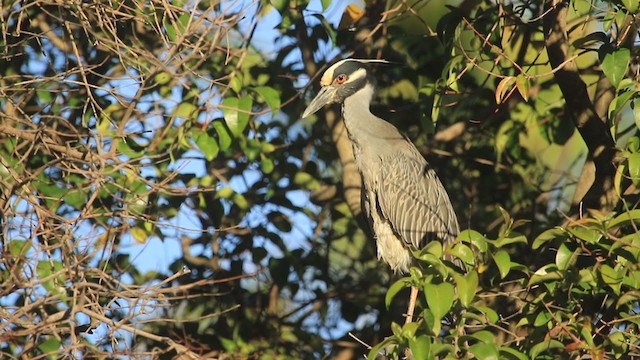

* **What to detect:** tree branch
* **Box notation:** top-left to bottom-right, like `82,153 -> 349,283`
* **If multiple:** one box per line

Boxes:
543,0 -> 617,210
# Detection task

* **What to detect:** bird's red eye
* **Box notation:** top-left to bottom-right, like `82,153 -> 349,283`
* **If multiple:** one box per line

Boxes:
335,74 -> 347,84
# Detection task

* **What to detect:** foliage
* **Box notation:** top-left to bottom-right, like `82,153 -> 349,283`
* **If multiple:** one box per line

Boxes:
377,209 -> 640,359
1,0 -> 640,359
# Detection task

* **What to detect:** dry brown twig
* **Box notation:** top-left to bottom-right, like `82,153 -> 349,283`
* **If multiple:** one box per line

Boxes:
0,0 -> 258,358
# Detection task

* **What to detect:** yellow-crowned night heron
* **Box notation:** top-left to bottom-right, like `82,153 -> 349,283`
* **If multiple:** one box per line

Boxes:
302,59 -> 460,323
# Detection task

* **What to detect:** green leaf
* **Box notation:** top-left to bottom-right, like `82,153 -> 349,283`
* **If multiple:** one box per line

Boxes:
469,343 -> 499,360
454,270 -> 478,307
163,12 -> 190,41
233,193 -> 250,210
424,282 -> 454,322
617,290 -> 640,308
533,311 -> 553,327
529,264 -> 562,286
391,321 -> 402,337
117,139 -> 146,158
64,188 -> 87,210
449,243 -> 474,264
401,321 -> 419,338
217,187 -> 234,199
219,336 -> 237,352
496,231 -> 527,247
38,337 -> 61,354
253,86 -> 281,115
600,46 -> 630,89
270,0 -> 288,12
386,278 -> 409,308
610,89 -> 637,125
211,120 -> 232,150
194,129 -> 219,161
367,337 -> 395,360
609,209 -> 640,228
499,347 -> 529,360
474,305 -> 499,323
470,330 -> 494,343
600,264 -> 623,293
530,339 -> 564,359
555,243 -> 574,270
458,229 -> 488,252
628,153 -> 640,186
155,72 -> 171,85
567,226 -> 602,244
609,331 -> 628,354
174,102 -> 198,119
9,240 -> 30,257
515,74 -> 529,101
409,335 -> 431,360
492,250 -> 511,279
293,171 -> 320,190
260,155 -> 274,174
621,0 -> 639,13
423,240 -> 443,257
131,227 -> 148,243
222,96 -> 252,136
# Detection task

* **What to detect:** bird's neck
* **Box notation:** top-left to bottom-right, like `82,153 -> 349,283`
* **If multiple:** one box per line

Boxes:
342,82 -> 375,119
341,83 -> 402,143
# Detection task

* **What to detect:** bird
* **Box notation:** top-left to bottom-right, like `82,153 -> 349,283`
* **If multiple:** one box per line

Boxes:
302,58 -> 460,324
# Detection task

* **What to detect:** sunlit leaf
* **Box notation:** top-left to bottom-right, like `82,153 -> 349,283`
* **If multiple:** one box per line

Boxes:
194,128 -> 219,161
458,229 -> 489,252
131,227 -> 148,243
222,96 -> 253,136
409,335 -> 431,360
338,3 -> 364,30
254,86 -> 281,115
453,270 -> 478,307
567,226 -> 602,244
599,46 -> 630,89
555,243 -> 575,270
174,102 -> 198,119
495,76 -> 515,104
424,282 -> 454,323
38,337 -> 61,355
492,250 -> 511,279
515,74 -> 529,101
532,227 -> 565,249
469,343 -> 499,360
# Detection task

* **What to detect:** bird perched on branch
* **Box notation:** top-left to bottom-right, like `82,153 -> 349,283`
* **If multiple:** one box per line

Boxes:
302,58 -> 460,324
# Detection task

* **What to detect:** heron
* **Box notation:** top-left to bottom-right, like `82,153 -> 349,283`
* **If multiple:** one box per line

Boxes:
301,58 -> 460,324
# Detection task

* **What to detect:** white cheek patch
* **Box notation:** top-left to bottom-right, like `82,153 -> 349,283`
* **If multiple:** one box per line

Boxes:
348,68 -> 367,83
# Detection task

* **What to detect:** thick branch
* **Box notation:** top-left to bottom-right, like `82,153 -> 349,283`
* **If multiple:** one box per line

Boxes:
543,0 -> 616,210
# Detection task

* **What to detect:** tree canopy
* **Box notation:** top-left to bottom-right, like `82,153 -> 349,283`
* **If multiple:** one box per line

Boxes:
2,0 -> 640,359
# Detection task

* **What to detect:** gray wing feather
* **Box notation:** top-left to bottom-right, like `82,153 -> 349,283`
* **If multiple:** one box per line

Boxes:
375,151 -> 459,250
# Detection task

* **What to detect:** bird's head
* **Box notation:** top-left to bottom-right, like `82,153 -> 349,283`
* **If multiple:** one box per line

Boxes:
301,58 -> 388,118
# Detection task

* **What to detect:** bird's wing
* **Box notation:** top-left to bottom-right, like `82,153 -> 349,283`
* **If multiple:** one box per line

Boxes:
375,152 -> 459,251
